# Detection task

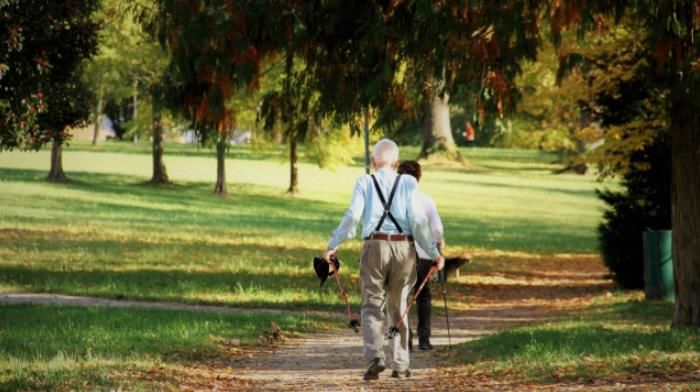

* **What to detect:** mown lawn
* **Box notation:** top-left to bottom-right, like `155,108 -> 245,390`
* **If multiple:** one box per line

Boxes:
0,141 -> 606,307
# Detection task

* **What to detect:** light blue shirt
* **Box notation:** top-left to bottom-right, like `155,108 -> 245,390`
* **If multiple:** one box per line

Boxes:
327,167 -> 440,259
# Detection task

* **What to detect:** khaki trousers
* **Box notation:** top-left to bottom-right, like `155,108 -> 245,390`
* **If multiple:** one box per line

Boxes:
359,239 -> 417,371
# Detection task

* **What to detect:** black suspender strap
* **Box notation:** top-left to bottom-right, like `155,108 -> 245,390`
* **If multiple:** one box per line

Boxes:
370,174 -> 404,233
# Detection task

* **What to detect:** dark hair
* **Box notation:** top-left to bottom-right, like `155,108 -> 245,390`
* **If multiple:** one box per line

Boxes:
398,160 -> 422,182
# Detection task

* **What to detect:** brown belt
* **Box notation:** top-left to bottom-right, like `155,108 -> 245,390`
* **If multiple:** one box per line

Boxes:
365,233 -> 414,242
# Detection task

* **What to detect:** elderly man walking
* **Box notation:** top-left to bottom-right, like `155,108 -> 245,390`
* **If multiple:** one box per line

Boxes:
323,139 -> 444,380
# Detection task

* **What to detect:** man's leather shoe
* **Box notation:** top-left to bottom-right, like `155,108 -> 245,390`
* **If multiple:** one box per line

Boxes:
363,358 -> 386,380
391,369 -> 411,378
418,336 -> 433,351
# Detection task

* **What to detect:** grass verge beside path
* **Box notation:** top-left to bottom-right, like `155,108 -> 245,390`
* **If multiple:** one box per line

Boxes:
0,304 -> 337,391
0,143 -> 605,309
453,293 -> 700,385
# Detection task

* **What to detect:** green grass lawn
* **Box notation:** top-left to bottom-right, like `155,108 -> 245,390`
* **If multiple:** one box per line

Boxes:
455,293 -> 700,385
0,304 -> 336,391
0,140 -> 613,389
0,141 -> 606,307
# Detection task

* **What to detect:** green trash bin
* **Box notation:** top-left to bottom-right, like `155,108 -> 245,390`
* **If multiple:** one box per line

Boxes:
643,230 -> 674,301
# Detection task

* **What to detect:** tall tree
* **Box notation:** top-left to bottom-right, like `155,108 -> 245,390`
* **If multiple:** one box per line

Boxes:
148,84 -> 170,184
145,0 -> 282,195
259,54 -> 318,194
90,0 -> 171,183
0,0 -> 99,182
655,4 -> 700,327
44,71 -> 96,182
258,7 -> 321,195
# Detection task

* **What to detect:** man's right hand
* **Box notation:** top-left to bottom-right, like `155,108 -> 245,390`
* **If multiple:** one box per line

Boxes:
323,248 -> 337,264
433,255 -> 445,271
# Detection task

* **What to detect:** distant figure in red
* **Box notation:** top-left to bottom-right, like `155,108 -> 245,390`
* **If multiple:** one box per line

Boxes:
463,122 -> 476,147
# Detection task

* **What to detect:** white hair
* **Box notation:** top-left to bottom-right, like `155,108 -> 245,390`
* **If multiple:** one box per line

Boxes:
372,138 -> 399,167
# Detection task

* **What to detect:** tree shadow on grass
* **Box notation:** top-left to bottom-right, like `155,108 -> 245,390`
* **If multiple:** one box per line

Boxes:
1,167 -> 599,253
458,282 -> 614,302
443,216 -> 596,254
441,176 -> 597,198
64,142 -> 329,164
1,226 -> 323,254
0,167 -> 345,236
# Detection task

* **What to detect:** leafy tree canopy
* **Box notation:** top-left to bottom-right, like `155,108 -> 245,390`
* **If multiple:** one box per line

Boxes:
0,0 -> 99,150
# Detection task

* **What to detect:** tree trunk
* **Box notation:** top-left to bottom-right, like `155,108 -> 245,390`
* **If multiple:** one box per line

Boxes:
420,78 -> 459,159
149,96 -> 170,184
671,79 -> 700,327
92,83 -> 104,146
132,80 -> 138,121
283,46 -> 299,194
48,138 -> 68,182
572,137 -> 588,174
364,107 -> 370,174
570,109 -> 591,174
273,122 -> 284,144
288,137 -> 299,194
214,136 -> 228,196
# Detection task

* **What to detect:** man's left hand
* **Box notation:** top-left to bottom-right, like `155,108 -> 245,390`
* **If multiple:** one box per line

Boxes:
433,255 -> 445,271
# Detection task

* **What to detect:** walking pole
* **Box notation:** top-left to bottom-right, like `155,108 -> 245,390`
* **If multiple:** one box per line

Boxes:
439,270 -> 452,349
328,257 -> 361,332
387,262 -> 439,338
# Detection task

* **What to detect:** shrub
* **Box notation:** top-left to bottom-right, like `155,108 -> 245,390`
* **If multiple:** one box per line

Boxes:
597,132 -> 671,289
